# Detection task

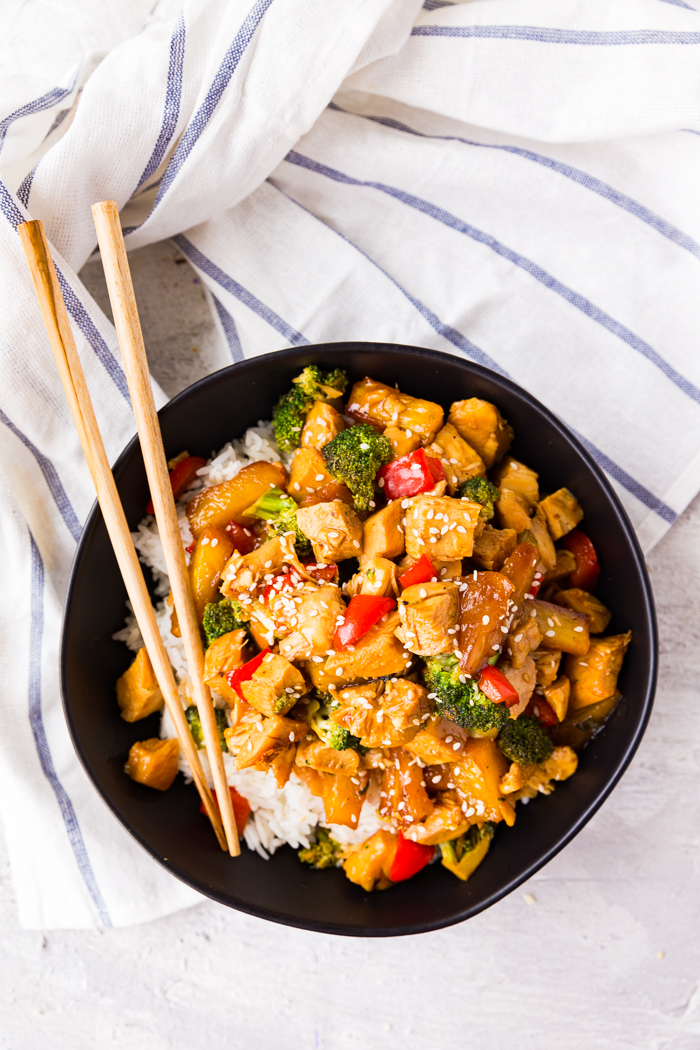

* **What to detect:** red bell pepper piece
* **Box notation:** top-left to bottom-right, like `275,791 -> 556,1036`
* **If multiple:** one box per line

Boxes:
224,521 -> 257,556
303,561 -> 338,583
525,695 -> 557,728
200,785 -> 251,835
377,449 -> 445,501
399,554 -> 436,589
226,649 -> 270,698
563,529 -> 600,591
333,595 -> 396,651
478,665 -> 520,708
389,832 -> 434,882
146,455 -> 206,514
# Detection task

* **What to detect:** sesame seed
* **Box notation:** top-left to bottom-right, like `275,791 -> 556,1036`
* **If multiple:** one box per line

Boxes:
359,442 -> 370,451
574,626 -> 584,633
514,633 -> 523,643
492,644 -> 499,650
201,537 -> 210,545
545,630 -> 555,637
452,742 -> 461,751
482,614 -> 490,625
315,474 -> 325,481
419,588 -> 427,598
210,537 -> 218,548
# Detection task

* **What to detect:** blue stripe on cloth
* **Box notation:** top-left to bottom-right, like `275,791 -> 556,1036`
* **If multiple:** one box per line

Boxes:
571,429 -> 677,522
658,0 -> 695,8
212,294 -> 244,360
0,65 -> 79,152
0,408 -> 82,542
131,0 -> 274,229
410,25 -> 700,44
274,183 -> 506,374
328,103 -> 700,262
17,166 -> 36,208
172,234 -> 309,345
423,0 -> 454,9
285,150 -> 700,406
0,177 -> 26,227
28,533 -> 112,926
135,13 -> 186,192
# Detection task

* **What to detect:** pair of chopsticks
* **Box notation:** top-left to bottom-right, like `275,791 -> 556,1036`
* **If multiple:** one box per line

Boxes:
19,204 -> 240,857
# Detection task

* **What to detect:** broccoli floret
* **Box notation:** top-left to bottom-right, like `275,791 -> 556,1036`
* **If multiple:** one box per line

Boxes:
497,714 -> 553,766
272,366 -> 348,452
185,705 -> 229,752
298,828 -> 342,869
311,697 -> 363,752
202,598 -> 248,646
321,423 -> 392,513
458,476 -> 501,520
423,653 -> 509,734
243,486 -> 312,558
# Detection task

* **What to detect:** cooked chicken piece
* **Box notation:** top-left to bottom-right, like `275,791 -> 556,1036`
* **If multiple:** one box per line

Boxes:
288,448 -> 352,506
495,488 -> 532,533
493,457 -> 539,506
432,558 -> 463,580
511,746 -> 578,800
345,557 -> 398,598
296,499 -> 363,563
380,678 -> 433,734
532,648 -> 562,687
472,524 -> 518,571
527,504 -> 557,572
255,744 -> 297,788
396,581 -> 458,656
500,655 -> 537,717
565,631 -> 631,711
545,548 -> 577,583
227,712 -> 309,769
343,829 -> 398,891
295,735 -> 360,776
539,487 -> 583,540
275,583 -> 347,661
404,495 -> 482,561
202,628 -> 247,705
383,427 -> 422,458
239,652 -> 305,718
448,397 -> 513,468
403,790 -> 469,846
116,646 -> 163,722
505,615 -> 542,670
347,377 -> 444,444
524,598 -> 590,655
543,675 -> 570,721
305,611 -> 413,689
554,588 -> 612,634
379,747 -> 434,829
329,680 -> 418,748
499,762 -> 537,795
125,738 -> 179,791
361,499 -> 405,562
301,401 -> 345,450
456,570 -> 515,675
451,736 -> 515,825
427,423 -> 485,494
220,534 -> 298,600
405,716 -> 470,765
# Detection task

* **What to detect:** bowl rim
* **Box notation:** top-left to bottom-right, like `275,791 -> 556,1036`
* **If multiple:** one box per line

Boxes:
60,341 -> 658,936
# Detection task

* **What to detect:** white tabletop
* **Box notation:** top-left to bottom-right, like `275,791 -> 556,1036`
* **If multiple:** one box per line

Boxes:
1,242 -> 695,1049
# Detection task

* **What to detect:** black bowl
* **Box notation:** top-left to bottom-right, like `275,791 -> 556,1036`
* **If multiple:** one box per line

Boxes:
61,343 -> 656,936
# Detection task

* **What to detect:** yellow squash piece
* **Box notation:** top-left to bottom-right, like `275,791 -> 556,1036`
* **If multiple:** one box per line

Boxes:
125,737 -> 179,791
116,646 -> 164,722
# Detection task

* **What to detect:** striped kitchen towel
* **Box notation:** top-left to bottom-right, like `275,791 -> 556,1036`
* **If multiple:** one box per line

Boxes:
0,0 -> 698,927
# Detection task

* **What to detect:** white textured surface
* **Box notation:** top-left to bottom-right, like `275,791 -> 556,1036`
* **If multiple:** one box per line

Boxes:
1,245 -> 698,1049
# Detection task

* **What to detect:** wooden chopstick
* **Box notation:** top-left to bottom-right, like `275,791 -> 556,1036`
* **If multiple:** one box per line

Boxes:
18,219 -> 228,851
91,201 -> 240,857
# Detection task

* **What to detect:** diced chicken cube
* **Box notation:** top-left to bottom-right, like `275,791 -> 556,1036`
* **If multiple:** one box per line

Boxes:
532,648 -> 562,687
343,829 -> 398,891
116,647 -> 163,722
505,614 -> 542,670
202,628 -> 248,704
329,680 -> 420,748
221,534 -> 298,600
500,655 -> 537,717
543,675 -> 570,721
380,678 -> 433,733
301,401 -> 345,450
397,581 -> 458,656
448,397 -> 513,467
472,524 -> 518,571
345,557 -> 398,598
404,495 -> 482,560
493,457 -> 539,506
499,762 -> 537,795
305,611 -> 413,689
277,583 -> 347,661
427,423 -> 485,494
125,738 -> 179,790
528,504 -> 557,572
405,715 -> 470,765
295,735 -> 360,776
296,499 -> 363,562
240,652 -> 306,716
514,746 -> 578,799
383,427 -> 422,458
361,500 -> 405,562
495,488 -> 531,533
565,632 -> 631,711
539,487 -> 583,540
347,377 -> 444,443
545,548 -> 578,583
228,712 -> 309,769
403,791 -> 469,845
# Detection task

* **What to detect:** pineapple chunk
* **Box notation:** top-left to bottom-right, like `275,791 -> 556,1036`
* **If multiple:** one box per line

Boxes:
116,647 -> 163,723
125,738 -> 179,791
427,423 -> 485,494
539,487 -> 583,540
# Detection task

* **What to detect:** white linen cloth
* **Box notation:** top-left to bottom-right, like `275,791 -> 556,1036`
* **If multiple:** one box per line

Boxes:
0,0 -> 699,929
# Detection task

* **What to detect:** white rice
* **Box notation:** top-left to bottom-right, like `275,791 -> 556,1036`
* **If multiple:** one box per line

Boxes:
114,420 -> 388,859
